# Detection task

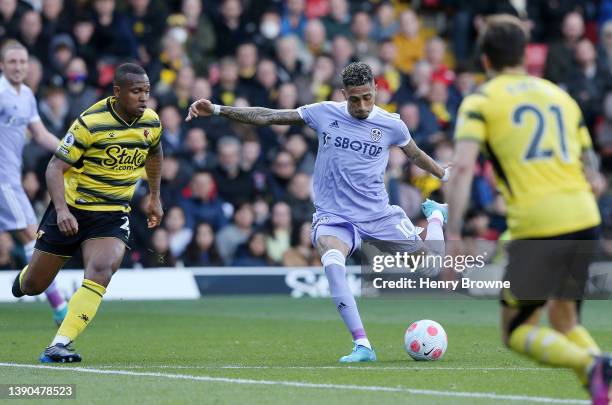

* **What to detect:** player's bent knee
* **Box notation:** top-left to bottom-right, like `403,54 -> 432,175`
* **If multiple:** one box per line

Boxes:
84,262 -> 115,287
21,277 -> 49,296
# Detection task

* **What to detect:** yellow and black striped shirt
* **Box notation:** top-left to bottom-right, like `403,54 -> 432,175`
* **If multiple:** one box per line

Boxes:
54,97 -> 162,213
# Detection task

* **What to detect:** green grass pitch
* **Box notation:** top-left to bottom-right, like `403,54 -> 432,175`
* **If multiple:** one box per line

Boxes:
1,297 -> 610,404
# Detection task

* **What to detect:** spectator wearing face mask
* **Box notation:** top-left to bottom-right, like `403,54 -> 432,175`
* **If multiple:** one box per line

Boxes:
65,57 -> 97,123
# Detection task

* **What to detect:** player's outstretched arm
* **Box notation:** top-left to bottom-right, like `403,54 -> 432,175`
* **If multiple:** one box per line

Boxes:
401,139 -> 448,180
185,98 -> 304,126
28,120 -> 60,152
144,144 -> 164,228
46,156 -> 79,236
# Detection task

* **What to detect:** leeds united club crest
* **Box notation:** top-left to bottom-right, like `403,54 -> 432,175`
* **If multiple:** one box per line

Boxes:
370,128 -> 382,142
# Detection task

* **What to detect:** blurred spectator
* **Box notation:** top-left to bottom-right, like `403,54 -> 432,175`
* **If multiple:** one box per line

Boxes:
212,57 -> 247,107
0,0 -> 29,39
254,10 -> 281,56
285,133 -> 315,174
127,0 -> 166,66
398,60 -> 433,102
285,173 -> 314,225
71,14 -> 97,77
181,127 -> 216,172
410,163 -> 441,199
374,2 -> 399,40
267,150 -> 297,202
295,53 -> 334,104
66,57 -> 98,123
143,228 -> 177,267
213,0 -> 251,58
265,201 -> 293,264
182,0 -> 216,75
425,37 -> 455,87
232,231 -> 270,266
282,221 -> 320,266
213,136 -> 257,207
236,42 -> 259,89
160,154 -> 192,208
180,171 -> 228,231
39,86 -> 69,138
330,35 -> 355,73
182,222 -> 222,266
41,0 -> 65,42
277,82 -> 299,110
280,0 -> 307,38
376,39 -> 401,96
248,58 -> 279,107
253,196 -> 270,226
158,65 -> 196,113
18,10 -> 46,63
0,232 -> 18,270
160,104 -> 185,156
91,0 -> 137,59
426,79 -> 456,132
448,63 -> 476,107
351,11 -> 377,61
275,35 -> 305,83
567,38 -> 612,132
398,102 -> 439,152
303,18 -> 330,61
393,9 -> 425,74
597,91 -> 612,161
544,11 -> 585,86
24,55 -> 43,95
323,0 -> 351,39
152,32 -> 191,93
164,206 -> 193,258
216,202 -> 255,264
599,21 -> 612,73
241,135 -> 264,171
47,33 -> 75,87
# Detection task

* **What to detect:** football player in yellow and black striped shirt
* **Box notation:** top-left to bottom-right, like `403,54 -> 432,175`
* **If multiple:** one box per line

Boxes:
12,63 -> 164,363
447,15 -> 611,402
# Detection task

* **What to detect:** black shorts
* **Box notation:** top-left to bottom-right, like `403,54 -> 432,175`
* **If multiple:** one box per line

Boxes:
501,226 -> 600,306
34,203 -> 131,258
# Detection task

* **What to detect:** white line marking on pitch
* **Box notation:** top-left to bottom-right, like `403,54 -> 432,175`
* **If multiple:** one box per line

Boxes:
0,363 -> 587,404
94,365 -> 555,372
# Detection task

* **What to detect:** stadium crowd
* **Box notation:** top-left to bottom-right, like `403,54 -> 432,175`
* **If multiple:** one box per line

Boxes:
1,0 -> 612,270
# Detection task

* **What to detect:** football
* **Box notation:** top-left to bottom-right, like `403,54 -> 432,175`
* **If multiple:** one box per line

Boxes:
404,319 -> 448,361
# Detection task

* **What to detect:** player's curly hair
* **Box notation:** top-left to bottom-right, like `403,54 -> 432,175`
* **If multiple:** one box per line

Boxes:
341,62 -> 374,88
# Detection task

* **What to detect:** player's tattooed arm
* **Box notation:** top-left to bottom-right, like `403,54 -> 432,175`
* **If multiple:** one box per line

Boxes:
220,107 -> 304,126
582,148 -> 607,197
185,98 -> 304,125
145,144 -> 164,228
401,139 -> 446,179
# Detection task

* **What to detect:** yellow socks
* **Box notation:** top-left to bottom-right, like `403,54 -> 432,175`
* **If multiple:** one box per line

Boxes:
509,324 -> 594,383
566,325 -> 601,354
54,279 -> 106,344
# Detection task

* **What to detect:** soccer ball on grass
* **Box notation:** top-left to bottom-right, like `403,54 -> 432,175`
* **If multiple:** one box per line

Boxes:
404,319 -> 447,361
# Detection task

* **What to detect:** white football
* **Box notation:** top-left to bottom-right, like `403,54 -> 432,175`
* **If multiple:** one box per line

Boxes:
404,319 -> 448,361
